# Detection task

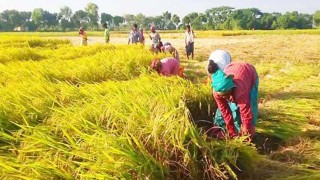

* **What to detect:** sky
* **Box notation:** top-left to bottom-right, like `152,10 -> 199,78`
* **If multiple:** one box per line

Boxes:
0,0 -> 319,17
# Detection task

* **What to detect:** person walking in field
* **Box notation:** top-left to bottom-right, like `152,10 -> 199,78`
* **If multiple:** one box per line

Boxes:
207,61 -> 259,140
149,25 -> 162,53
185,24 -> 195,60
151,58 -> 183,77
78,27 -> 88,46
128,23 -> 143,44
103,23 -> 110,43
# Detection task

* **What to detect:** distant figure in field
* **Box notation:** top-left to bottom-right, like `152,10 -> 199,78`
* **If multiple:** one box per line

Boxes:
207,61 -> 259,140
151,58 -> 183,77
128,23 -> 143,44
103,23 -> 110,43
78,27 -> 88,46
161,42 -> 180,61
185,24 -> 195,60
149,25 -> 162,53
139,28 -> 145,45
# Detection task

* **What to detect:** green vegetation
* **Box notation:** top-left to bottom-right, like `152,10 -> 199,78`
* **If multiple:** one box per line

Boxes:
0,3 -> 319,31
1,29 -> 320,39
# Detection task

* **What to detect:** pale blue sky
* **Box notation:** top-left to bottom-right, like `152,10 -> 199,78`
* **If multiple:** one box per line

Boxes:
1,0 -> 319,17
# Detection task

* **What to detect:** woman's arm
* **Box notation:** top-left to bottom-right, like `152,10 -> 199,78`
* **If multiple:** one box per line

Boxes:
237,100 -> 253,135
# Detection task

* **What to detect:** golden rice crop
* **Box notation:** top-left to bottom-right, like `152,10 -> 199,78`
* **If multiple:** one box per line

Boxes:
0,75 -> 258,179
0,37 -> 259,179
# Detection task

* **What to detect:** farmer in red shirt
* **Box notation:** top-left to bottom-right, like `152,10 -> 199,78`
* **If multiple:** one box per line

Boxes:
208,61 -> 259,140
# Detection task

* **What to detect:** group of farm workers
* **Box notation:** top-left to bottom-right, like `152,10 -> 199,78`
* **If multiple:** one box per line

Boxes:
78,23 -> 194,58
78,24 -> 258,141
151,49 -> 259,141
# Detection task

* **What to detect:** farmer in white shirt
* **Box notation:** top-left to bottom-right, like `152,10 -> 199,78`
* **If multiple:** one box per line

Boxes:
128,23 -> 143,44
185,25 -> 195,60
149,25 -> 162,52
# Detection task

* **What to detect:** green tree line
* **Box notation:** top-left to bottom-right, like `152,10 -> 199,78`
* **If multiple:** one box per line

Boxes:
1,3 -> 320,31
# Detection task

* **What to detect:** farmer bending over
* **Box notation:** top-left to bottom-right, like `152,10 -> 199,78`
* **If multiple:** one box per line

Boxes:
161,42 -> 180,61
208,61 -> 259,140
151,58 -> 183,77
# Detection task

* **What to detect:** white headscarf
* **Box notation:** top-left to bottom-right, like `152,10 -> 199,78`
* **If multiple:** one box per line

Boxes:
208,50 -> 231,70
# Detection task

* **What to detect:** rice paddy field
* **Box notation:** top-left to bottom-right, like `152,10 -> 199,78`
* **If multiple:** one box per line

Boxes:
0,30 -> 319,179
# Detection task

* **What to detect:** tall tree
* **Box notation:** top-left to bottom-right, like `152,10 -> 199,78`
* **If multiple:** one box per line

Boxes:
259,13 -> 277,29
193,13 -> 207,29
100,13 -> 113,25
162,11 -> 172,29
0,10 -> 29,30
72,10 -> 88,28
85,2 -> 99,29
8,11 -> 20,26
151,15 -> 165,29
182,12 -> 200,29
298,13 -> 313,29
205,6 -> 234,29
273,14 -> 290,29
60,6 -> 73,21
42,11 -> 57,30
182,16 -> 191,25
313,10 -> 320,27
171,14 -> 180,29
287,11 -> 299,28
20,11 -> 31,22
31,8 -> 44,28
113,15 -> 124,26
123,14 -> 135,27
134,13 -> 147,28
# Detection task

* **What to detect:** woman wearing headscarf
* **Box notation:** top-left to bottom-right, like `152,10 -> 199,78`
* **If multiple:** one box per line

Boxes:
206,50 -> 232,84
208,61 -> 259,140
